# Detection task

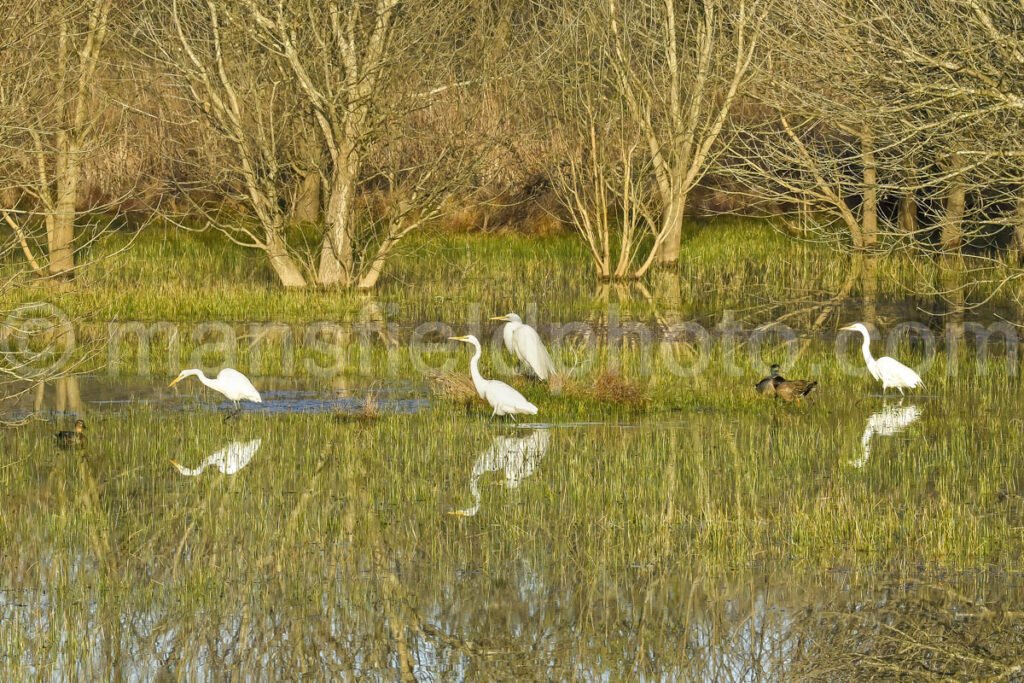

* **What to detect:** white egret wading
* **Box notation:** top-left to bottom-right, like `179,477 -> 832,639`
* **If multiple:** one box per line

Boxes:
491,313 -> 557,381
449,335 -> 538,418
169,368 -> 263,416
841,323 -> 924,395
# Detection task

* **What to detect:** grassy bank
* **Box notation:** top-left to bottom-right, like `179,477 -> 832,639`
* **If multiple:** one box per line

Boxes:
3,217 -> 1023,325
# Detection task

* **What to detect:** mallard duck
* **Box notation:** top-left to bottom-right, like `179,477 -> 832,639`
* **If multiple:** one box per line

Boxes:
755,364 -> 784,396
55,419 -> 86,449
774,379 -> 818,402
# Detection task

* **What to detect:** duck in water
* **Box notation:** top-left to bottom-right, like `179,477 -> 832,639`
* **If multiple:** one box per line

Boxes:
774,378 -> 818,402
755,364 -> 784,396
55,419 -> 86,449
755,364 -> 817,402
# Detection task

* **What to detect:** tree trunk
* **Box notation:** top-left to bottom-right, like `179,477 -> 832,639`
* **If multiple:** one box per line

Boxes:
860,131 -> 878,248
652,192 -> 686,267
266,230 -> 308,288
357,253 -> 387,290
1012,191 -> 1024,262
291,135 -> 323,223
317,153 -> 358,287
898,190 -> 918,234
291,170 -> 321,224
49,142 -> 80,277
941,151 -> 966,251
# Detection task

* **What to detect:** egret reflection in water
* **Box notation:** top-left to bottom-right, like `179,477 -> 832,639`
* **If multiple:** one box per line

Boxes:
852,405 -> 921,468
451,429 -> 551,517
171,438 -> 262,476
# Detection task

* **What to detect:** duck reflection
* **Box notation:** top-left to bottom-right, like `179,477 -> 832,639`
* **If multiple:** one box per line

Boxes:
852,405 -> 921,468
451,429 -> 551,517
171,438 -> 262,476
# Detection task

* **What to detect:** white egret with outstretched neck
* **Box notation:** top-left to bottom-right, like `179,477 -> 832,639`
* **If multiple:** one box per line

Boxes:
841,323 -> 924,395
449,335 -> 538,418
168,368 -> 262,415
491,313 -> 557,381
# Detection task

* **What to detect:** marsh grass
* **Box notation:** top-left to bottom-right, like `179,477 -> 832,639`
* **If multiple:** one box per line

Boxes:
5,216 -> 1023,327
3,217 -> 1024,678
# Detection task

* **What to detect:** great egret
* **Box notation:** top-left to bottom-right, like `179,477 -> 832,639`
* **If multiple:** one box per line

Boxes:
755,364 -> 784,395
449,335 -> 539,418
841,323 -> 924,395
450,429 -> 551,517
55,419 -> 86,449
171,438 -> 262,476
853,404 -> 922,468
168,368 -> 262,416
490,313 -> 557,381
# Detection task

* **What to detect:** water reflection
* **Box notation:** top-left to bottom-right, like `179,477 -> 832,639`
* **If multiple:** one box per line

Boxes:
171,438 -> 262,476
33,376 -> 83,415
451,429 -> 550,516
852,404 -> 922,468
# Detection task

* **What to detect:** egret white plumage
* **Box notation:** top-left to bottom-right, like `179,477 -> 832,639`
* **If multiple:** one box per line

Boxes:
841,323 -> 924,395
450,429 -> 550,517
171,438 -> 263,476
168,368 -> 263,416
490,313 -> 557,381
449,335 -> 539,418
853,404 -> 922,468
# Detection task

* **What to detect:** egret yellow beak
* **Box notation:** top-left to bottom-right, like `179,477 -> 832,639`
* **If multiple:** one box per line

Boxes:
168,376 -> 183,388
448,336 -> 468,342
840,325 -> 855,331
169,460 -> 187,475
490,315 -> 510,322
448,509 -> 468,516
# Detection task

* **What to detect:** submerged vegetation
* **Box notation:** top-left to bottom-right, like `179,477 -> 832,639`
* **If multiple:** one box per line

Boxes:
3,0 -> 1024,675
2,220 -> 1024,677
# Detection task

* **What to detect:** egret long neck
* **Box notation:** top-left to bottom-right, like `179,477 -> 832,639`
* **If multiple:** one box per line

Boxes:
859,331 -> 875,368
459,476 -> 482,517
468,343 -> 487,397
186,369 -> 216,390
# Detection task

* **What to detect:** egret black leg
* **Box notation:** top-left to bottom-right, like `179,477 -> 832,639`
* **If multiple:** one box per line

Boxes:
223,403 -> 242,422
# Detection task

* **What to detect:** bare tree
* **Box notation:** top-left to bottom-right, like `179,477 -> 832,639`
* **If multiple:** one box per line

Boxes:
728,0 -> 1024,260
604,0 -> 768,270
867,0 -> 1024,256
0,0 -> 117,279
152,0 -> 478,290
545,0 -> 768,278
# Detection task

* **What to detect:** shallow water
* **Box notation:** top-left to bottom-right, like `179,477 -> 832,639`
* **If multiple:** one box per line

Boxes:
4,358 -> 1024,680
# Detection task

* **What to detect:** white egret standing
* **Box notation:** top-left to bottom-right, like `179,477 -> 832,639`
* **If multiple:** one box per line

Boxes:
490,313 -> 557,381
169,368 -> 262,417
841,323 -> 924,395
449,335 -> 539,418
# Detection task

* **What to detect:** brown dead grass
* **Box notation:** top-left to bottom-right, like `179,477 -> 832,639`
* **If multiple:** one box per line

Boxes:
442,176 -> 568,235
565,371 -> 649,406
428,371 -> 478,405
333,388 -> 383,423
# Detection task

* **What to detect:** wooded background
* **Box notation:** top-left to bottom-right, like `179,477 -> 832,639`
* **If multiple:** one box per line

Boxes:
2,0 -> 1022,287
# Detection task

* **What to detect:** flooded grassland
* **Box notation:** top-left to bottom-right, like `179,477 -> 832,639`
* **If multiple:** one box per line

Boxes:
2,223 -> 1024,679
